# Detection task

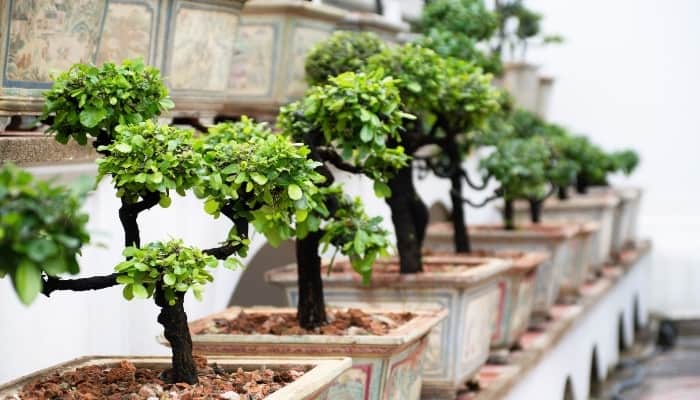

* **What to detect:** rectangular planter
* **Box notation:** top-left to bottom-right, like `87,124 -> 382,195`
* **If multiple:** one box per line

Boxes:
496,62 -> 540,113
432,223 -> 580,320
0,0 -> 246,121
266,256 -> 511,400
0,356 -> 351,400
226,0 -> 344,119
509,194 -> 620,272
584,186 -> 643,255
185,307 -> 447,400
558,221 -> 600,298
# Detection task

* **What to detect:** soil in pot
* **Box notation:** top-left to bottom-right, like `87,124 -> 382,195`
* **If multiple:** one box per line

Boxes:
197,308 -> 414,336
7,357 -> 307,400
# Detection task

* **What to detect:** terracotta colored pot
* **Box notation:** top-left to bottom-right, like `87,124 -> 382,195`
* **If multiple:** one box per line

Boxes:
183,307 -> 447,400
265,256 -> 511,400
0,356 -> 351,400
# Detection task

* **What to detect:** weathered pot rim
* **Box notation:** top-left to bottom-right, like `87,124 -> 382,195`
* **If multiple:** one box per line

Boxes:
0,355 -> 352,400
577,220 -> 601,235
507,194 -> 621,211
339,12 -> 410,33
390,251 -> 548,273
265,256 -> 511,287
429,222 -> 580,240
242,0 -> 347,21
503,62 -> 540,70
584,185 -> 643,201
183,307 -> 448,348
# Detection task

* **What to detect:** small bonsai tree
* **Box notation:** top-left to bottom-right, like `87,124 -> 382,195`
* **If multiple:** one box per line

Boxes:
305,31 -> 386,86
493,0 -> 563,61
478,137 -> 552,229
418,0 -> 502,74
278,70 -> 410,329
365,44 -> 500,263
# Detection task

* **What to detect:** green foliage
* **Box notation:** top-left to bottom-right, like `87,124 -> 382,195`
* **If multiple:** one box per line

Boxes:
194,117 -> 327,247
305,31 -> 386,86
96,121 -> 203,205
494,1 -> 562,60
320,194 -> 390,285
278,70 -> 411,191
0,164 -> 90,305
421,0 -> 497,41
415,29 -> 503,75
42,58 -> 172,145
610,150 -> 640,175
366,44 -> 446,117
480,137 -> 551,202
115,240 -> 220,306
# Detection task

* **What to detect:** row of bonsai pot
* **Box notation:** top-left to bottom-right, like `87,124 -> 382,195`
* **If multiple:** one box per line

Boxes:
1,184 -> 642,400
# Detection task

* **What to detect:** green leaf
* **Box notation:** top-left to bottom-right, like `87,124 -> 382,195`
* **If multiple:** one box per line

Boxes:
163,273 -> 176,286
360,125 -> 373,142
159,194 -> 172,208
251,173 -> 268,185
406,82 -> 422,93
114,143 -> 132,153
132,283 -> 148,299
204,198 -> 219,215
373,181 -> 392,198
123,284 -> 134,300
159,97 -> 175,109
13,261 -> 42,305
287,184 -> 303,200
79,107 -> 107,128
26,239 -> 58,262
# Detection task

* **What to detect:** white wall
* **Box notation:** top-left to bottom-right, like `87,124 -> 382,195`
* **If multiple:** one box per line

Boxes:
523,0 -> 700,317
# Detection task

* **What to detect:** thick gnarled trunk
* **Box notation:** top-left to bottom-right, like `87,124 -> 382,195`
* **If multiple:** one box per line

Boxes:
295,231 -> 327,329
503,199 -> 516,231
450,171 -> 470,253
155,287 -> 198,384
386,166 -> 427,274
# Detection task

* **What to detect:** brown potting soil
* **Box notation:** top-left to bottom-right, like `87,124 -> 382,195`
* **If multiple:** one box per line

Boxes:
198,308 -> 414,336
7,357 -> 306,400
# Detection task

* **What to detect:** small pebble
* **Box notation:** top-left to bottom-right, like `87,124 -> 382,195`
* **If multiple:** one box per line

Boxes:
219,391 -> 241,400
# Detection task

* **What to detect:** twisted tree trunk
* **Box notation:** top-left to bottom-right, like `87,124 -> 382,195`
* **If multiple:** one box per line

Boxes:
155,287 -> 198,384
386,165 -> 427,273
296,231 -> 327,329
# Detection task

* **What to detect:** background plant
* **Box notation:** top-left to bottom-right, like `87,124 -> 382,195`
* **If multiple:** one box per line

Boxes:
305,31 -> 386,86
0,164 -> 90,305
278,70 -> 409,329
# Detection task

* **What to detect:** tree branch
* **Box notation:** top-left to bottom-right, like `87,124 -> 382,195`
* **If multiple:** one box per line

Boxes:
451,189 -> 501,208
461,169 -> 492,190
41,273 -> 119,297
317,148 -> 363,174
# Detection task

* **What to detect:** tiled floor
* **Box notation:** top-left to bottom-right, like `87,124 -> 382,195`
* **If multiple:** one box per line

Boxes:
607,337 -> 700,400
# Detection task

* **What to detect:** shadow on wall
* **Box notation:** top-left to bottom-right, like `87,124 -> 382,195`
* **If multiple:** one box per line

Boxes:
229,240 -> 296,307
590,346 -> 601,398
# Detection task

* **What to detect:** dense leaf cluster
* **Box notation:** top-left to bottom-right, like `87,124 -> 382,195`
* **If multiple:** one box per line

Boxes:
96,121 -> 203,206
0,164 -> 90,305
116,240 -> 221,306
305,31 -> 386,86
42,59 -> 173,145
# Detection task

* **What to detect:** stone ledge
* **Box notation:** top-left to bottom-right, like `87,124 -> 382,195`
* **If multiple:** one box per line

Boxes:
0,134 -> 97,167
459,240 -> 652,400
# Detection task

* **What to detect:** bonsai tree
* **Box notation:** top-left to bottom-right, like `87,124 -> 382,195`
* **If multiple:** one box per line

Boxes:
278,70 -> 410,328
418,0 -> 502,74
305,31 -> 386,86
41,58 -> 173,150
492,0 -> 563,61
0,164 -> 90,305
478,137 -> 552,229
364,44 -> 500,264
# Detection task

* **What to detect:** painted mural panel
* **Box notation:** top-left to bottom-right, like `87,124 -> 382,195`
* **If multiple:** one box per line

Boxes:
285,24 -> 331,98
4,0 -> 106,84
169,4 -> 239,91
228,23 -> 276,96
96,1 -> 154,65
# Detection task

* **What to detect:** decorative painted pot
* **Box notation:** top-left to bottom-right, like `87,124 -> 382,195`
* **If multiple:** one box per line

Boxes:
226,0 -> 344,119
535,76 -> 554,118
266,256 -> 511,400
434,223 -> 580,320
184,307 -> 447,400
510,193 -> 620,271
0,356 -> 351,400
497,62 -> 540,113
584,186 -> 643,255
336,12 -> 409,42
488,252 -> 548,349
558,221 -> 599,298
0,0 -> 246,122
